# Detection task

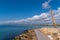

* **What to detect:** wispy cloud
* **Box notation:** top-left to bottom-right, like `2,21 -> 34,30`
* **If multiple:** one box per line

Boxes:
42,0 -> 51,9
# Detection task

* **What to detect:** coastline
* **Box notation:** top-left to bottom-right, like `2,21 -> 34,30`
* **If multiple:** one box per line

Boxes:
13,27 -> 60,40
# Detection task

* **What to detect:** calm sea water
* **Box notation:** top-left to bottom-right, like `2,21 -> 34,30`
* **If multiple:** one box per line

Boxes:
0,25 -> 41,40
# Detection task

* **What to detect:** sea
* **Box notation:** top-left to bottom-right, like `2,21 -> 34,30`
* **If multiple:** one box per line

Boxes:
0,25 -> 41,40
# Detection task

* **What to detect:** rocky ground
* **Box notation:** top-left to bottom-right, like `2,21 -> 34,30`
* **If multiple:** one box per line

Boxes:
13,28 -> 60,40
13,29 -> 38,40
40,28 -> 60,40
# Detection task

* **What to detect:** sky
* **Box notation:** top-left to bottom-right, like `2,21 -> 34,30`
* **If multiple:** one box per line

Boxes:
0,0 -> 60,24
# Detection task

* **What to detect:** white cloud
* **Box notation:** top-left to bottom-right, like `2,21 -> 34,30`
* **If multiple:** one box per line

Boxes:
0,7 -> 60,25
1,7 -> 60,25
42,0 -> 51,9
0,13 -> 49,25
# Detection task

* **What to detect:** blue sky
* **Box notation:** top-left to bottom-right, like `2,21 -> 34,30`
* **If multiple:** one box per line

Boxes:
0,0 -> 60,21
